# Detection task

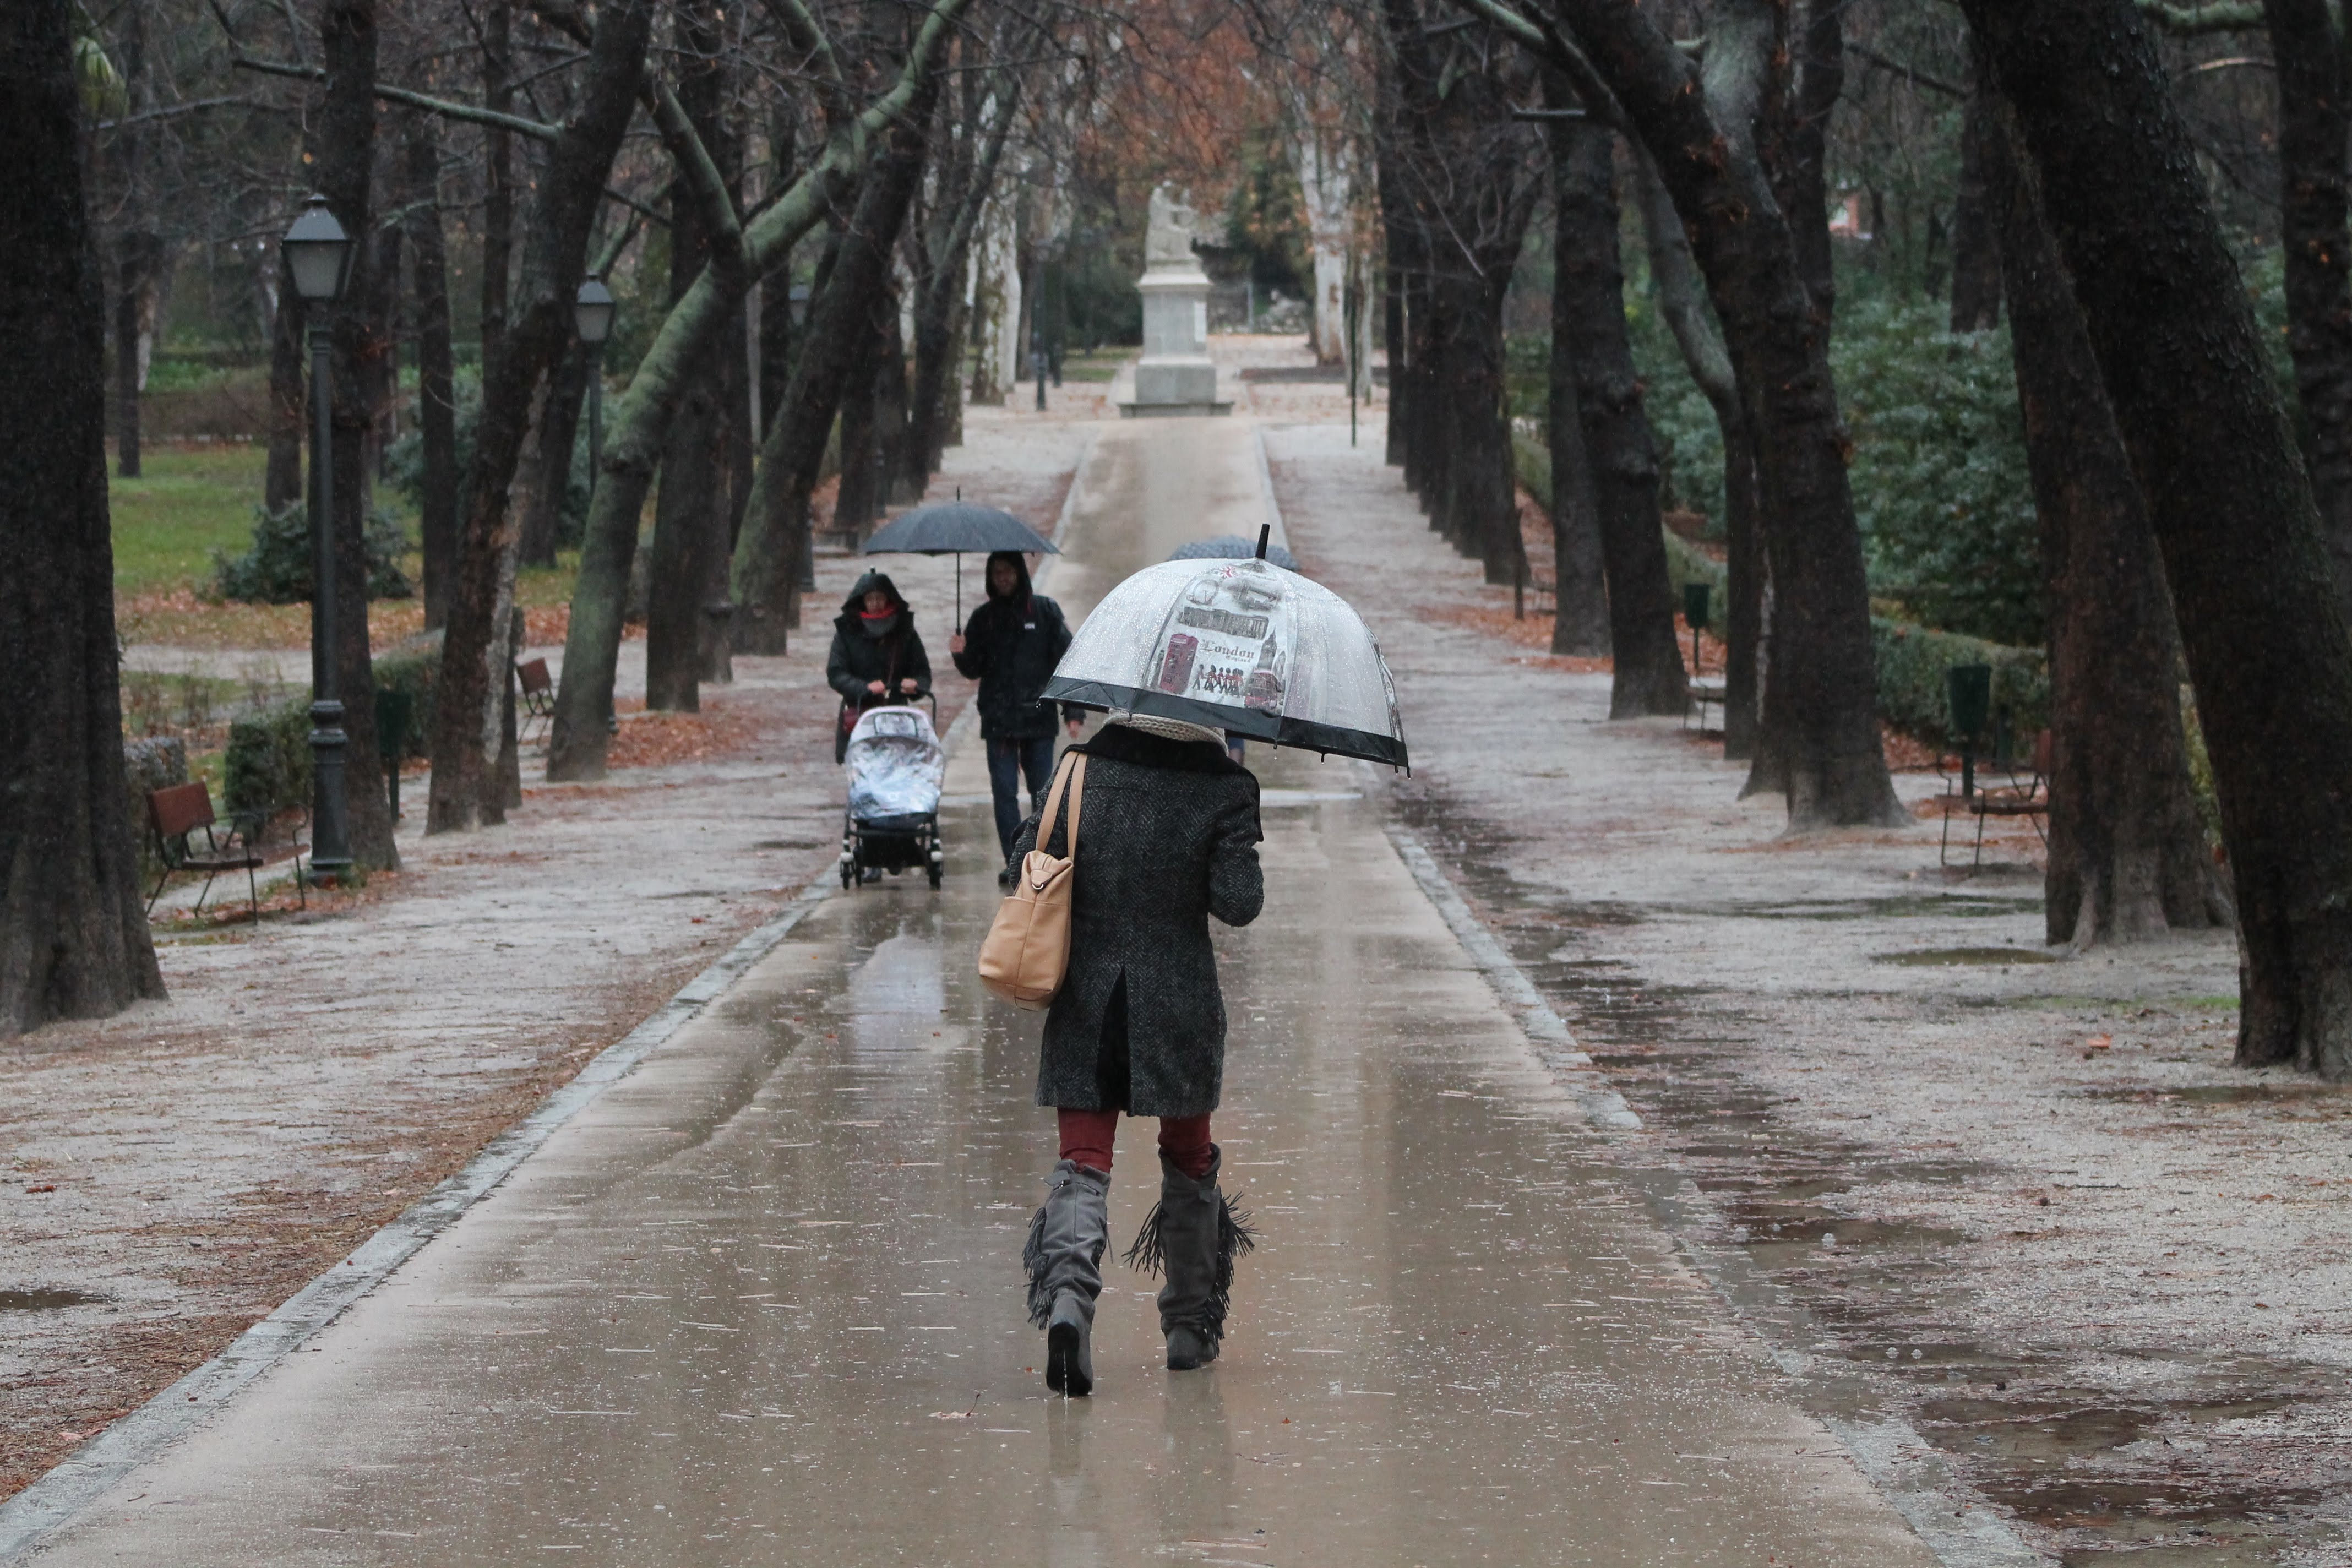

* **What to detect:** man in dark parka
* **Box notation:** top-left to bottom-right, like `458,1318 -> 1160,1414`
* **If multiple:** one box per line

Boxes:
1014,714 -> 1262,1397
950,551 -> 1081,878
825,571 -> 932,764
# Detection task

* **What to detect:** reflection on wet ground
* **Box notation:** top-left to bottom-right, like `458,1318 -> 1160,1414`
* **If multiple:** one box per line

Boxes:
34,759 -> 1937,1566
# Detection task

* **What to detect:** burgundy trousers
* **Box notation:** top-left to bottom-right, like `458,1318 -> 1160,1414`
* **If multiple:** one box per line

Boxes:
1057,1107 -> 1213,1180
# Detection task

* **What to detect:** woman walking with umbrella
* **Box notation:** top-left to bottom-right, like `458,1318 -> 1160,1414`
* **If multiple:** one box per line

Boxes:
1008,535 -> 1407,1397
951,551 -> 1084,883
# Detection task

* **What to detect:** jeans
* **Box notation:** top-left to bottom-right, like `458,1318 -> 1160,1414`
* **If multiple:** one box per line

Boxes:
988,734 -> 1058,863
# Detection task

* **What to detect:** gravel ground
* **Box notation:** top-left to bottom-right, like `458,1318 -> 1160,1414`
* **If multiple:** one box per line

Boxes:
0,407 -> 1085,1503
1268,418 -> 2352,1567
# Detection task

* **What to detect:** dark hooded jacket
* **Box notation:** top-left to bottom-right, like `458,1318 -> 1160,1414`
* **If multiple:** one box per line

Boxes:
950,551 -> 1076,741
1014,723 -> 1263,1118
826,571 -> 932,760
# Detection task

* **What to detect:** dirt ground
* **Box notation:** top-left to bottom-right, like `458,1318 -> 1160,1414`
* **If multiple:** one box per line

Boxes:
1267,420 -> 2352,1568
0,406 -> 1086,1502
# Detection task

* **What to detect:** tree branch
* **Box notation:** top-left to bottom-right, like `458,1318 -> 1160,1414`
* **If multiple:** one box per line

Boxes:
643,70 -> 747,279
1846,42 -> 1964,99
230,55 -> 560,140
2136,0 -> 2265,31
755,0 -> 852,125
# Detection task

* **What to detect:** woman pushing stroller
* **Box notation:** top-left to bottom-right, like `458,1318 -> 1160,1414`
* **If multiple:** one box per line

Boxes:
826,571 -> 931,763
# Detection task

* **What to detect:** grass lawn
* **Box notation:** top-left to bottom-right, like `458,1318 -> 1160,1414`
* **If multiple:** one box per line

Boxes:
110,440 -> 582,650
110,444 -> 272,595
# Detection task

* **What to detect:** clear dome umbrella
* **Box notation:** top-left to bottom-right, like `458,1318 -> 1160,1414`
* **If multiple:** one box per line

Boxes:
1043,533 -> 1406,767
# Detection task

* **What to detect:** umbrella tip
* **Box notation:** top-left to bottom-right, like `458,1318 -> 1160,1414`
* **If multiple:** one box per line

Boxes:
956,487 -> 962,502
1255,523 -> 1270,561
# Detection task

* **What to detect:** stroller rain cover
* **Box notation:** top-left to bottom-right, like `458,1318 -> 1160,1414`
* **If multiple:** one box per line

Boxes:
845,704 -> 944,823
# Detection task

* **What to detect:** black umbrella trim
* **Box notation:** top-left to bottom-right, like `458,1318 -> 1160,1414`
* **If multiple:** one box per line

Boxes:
861,504 -> 1060,556
1042,677 -> 1408,769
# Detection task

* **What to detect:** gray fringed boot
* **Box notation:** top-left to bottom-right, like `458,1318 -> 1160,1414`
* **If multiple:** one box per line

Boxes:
1124,1147 -> 1257,1371
1023,1159 -> 1109,1396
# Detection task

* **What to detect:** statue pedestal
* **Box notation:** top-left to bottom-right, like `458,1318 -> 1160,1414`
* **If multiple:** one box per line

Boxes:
1121,265 -> 1231,418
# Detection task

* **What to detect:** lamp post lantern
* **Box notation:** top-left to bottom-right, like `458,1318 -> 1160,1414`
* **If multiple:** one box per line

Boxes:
282,195 -> 356,885
574,276 -> 614,500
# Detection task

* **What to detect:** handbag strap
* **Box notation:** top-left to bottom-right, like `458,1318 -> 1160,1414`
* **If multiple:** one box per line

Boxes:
1035,752 -> 1087,857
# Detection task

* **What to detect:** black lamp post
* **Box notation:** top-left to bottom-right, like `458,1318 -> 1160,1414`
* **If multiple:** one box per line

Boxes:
573,276 -> 614,497
282,195 -> 357,885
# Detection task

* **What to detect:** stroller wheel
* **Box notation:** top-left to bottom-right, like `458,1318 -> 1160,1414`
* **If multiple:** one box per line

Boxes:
928,864 -> 943,890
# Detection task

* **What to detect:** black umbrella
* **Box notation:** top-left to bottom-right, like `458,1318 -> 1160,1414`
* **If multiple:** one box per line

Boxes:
863,498 -> 1060,628
1168,533 -> 1302,573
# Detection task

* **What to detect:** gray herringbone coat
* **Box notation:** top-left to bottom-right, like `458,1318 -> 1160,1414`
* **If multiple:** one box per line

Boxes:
1013,723 -> 1264,1118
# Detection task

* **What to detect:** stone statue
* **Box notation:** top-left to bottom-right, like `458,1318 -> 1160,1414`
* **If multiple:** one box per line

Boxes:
1145,183 -> 1203,270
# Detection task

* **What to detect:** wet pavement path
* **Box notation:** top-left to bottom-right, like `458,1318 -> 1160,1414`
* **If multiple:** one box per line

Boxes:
32,420 -> 1935,1567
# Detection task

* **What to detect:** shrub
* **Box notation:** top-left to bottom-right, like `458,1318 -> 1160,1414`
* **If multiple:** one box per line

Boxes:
224,697 -> 312,818
123,734 -> 188,886
1623,290 -> 2041,644
372,633 -> 442,756
1838,297 -> 2041,646
211,501 -> 415,603
1512,433 -> 2046,744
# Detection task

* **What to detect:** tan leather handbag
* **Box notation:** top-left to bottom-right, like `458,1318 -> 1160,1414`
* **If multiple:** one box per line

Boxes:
978,752 -> 1086,1010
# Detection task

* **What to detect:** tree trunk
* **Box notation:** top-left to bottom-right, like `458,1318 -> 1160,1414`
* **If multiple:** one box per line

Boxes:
733,79 -> 938,654
1545,0 -> 1903,827
428,0 -> 653,830
0,0 -> 167,1035
2264,0 -> 2352,620
520,336 -> 586,569
1967,0 -> 2352,1073
266,253 -> 307,511
1947,79 -> 2003,332
114,231 -> 154,478
646,358 -> 723,710
874,292 -> 916,504
480,0 -> 513,366
319,0 -> 396,870
402,121 -> 460,630
1544,256 -> 1610,657
1982,81 -> 2228,948
545,0 -> 976,780
832,326 -> 884,538
1632,148 -> 1763,754
1551,117 -> 1684,713
644,0 -> 737,713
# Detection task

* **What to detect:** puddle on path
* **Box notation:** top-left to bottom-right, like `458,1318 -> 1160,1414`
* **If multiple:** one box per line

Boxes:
1,1289 -> 104,1312
1872,945 -> 2061,966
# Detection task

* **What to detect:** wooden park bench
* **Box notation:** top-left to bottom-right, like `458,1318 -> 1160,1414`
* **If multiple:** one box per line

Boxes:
1940,729 -> 2051,873
146,781 -> 301,921
515,656 -> 556,744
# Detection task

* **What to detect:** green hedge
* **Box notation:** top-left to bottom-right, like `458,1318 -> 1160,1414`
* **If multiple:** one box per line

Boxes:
1872,617 -> 2047,748
1511,433 -> 2045,742
223,635 -> 443,817
224,698 -> 312,818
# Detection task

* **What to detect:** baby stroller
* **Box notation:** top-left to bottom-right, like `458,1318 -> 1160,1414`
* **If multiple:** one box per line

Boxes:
841,698 -> 945,889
